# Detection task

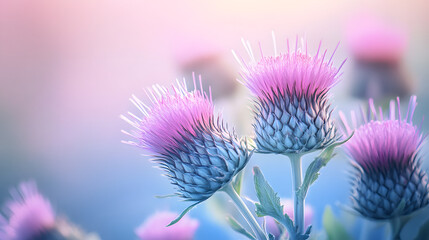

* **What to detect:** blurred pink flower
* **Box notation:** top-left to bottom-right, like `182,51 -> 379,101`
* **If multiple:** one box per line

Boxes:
347,15 -> 407,63
136,211 -> 199,240
0,181 -> 56,240
346,14 -> 413,101
266,199 -> 313,238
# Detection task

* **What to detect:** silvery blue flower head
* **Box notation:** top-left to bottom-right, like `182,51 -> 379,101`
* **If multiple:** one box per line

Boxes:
0,181 -> 56,240
340,96 -> 429,219
234,37 -> 345,154
121,77 -> 251,202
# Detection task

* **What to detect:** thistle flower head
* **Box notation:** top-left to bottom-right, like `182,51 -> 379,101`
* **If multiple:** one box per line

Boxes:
0,181 -> 56,240
135,211 -> 199,240
235,36 -> 345,154
121,76 -> 251,202
340,96 -> 429,219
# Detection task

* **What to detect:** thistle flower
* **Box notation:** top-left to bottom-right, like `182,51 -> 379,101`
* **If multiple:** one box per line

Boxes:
0,181 -> 56,240
266,199 -> 313,238
340,96 -> 429,219
235,37 -> 345,154
121,77 -> 251,202
347,15 -> 406,63
135,211 -> 199,240
347,15 -> 413,101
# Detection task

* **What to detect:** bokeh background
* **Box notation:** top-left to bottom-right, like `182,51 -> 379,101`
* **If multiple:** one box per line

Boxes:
1,0 -> 428,239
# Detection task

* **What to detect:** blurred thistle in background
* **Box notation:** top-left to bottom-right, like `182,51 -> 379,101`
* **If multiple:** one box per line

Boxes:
0,182 -> 55,240
347,14 -> 415,103
340,96 -> 429,239
173,39 -> 252,136
174,41 -> 238,100
0,181 -> 99,240
135,211 -> 199,240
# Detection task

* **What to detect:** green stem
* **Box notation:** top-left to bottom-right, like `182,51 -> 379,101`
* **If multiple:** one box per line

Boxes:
289,153 -> 304,234
222,183 -> 267,240
389,217 -> 401,240
359,220 -> 370,240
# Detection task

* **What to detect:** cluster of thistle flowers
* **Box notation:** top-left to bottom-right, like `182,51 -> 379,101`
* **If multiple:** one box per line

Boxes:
122,36 -> 429,240
121,37 -> 338,240
0,181 -> 100,240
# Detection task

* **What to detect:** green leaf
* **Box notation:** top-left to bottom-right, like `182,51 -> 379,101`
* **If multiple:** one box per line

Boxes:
243,136 -> 256,151
226,216 -> 256,240
155,194 -> 177,199
298,133 -> 353,200
322,206 -> 353,240
414,218 -> 429,240
233,169 -> 245,195
167,201 -> 200,226
253,166 -> 284,218
253,166 -> 310,240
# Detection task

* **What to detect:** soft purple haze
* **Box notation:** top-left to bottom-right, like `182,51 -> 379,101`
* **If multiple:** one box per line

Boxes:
234,37 -> 345,101
135,211 -> 199,240
0,181 -> 56,240
340,96 -> 423,170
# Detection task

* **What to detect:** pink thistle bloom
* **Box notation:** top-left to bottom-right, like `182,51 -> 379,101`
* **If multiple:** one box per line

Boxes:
135,211 -> 199,240
235,38 -> 343,102
340,96 -> 423,172
234,36 -> 345,154
121,78 -> 214,155
0,181 -> 56,240
121,77 -> 250,202
340,96 -> 429,219
265,199 -> 313,238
